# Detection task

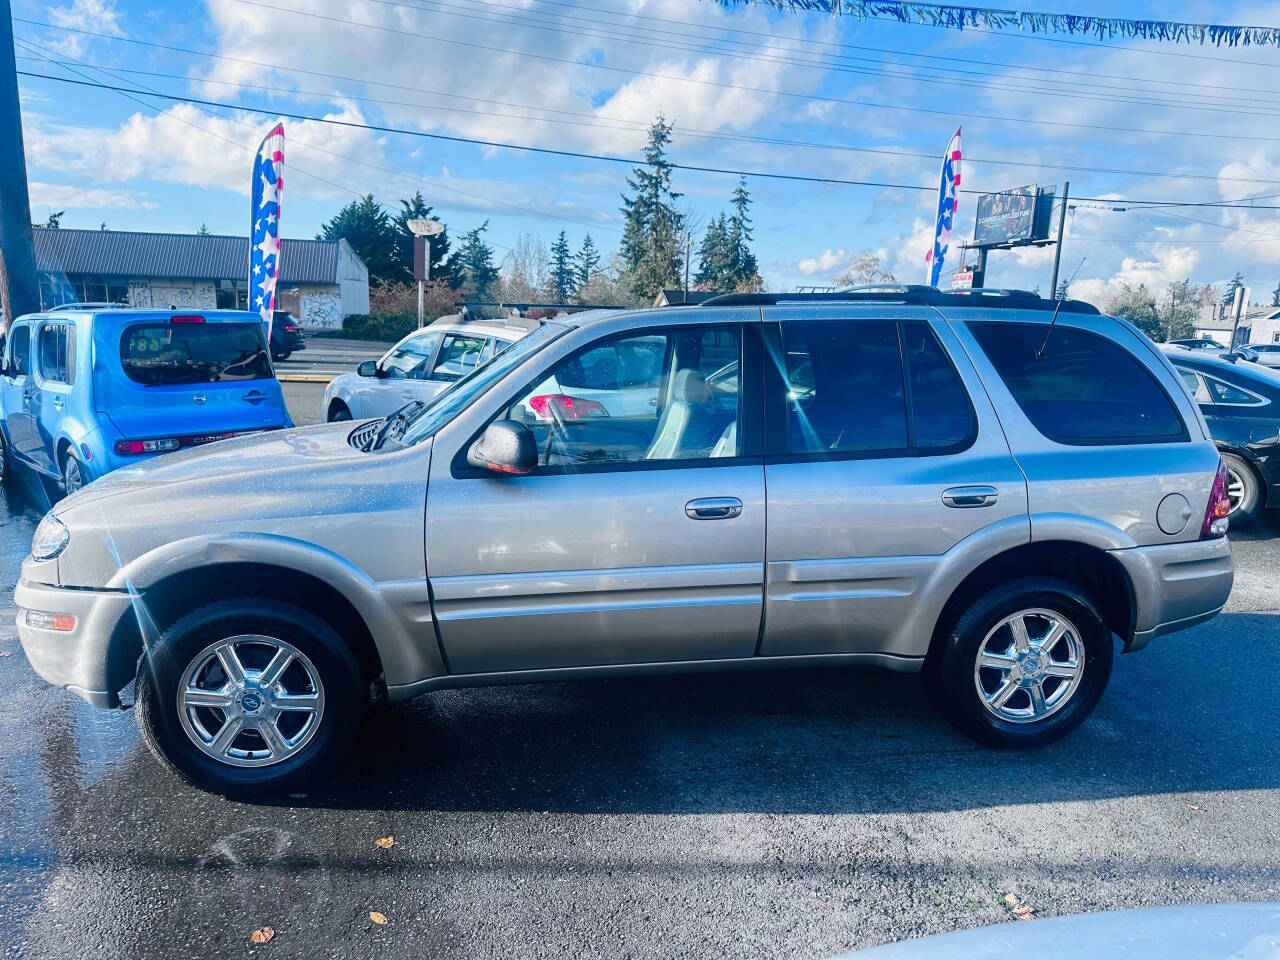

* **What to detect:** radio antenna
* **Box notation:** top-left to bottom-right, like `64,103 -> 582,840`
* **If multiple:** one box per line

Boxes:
1036,257 -> 1087,359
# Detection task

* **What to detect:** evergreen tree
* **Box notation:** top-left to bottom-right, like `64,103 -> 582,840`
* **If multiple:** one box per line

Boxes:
1221,271 -> 1245,307
619,114 -> 685,303
695,214 -> 736,291
1055,280 -> 1070,300
548,230 -> 575,302
1271,280 -> 1279,308
446,221 -> 499,299
1105,282 -> 1161,341
727,176 -> 760,290
196,223 -> 209,236
317,194 -> 399,285
574,234 -> 601,301
393,192 -> 451,285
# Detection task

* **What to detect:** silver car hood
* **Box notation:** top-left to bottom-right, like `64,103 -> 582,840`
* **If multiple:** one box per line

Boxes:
55,422 -> 365,514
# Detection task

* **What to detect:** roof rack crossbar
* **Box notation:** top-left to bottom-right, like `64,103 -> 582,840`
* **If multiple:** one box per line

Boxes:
699,286 -> 1099,315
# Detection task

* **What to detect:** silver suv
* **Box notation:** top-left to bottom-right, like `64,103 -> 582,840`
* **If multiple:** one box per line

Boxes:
15,288 -> 1235,795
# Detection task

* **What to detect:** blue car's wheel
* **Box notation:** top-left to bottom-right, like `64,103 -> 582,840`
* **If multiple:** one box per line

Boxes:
61,449 -> 84,496
0,432 -> 8,485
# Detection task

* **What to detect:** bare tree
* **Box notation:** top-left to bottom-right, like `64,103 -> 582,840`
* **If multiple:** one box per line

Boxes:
499,233 -> 551,303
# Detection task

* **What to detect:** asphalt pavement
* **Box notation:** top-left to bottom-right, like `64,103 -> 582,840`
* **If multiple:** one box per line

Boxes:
274,337 -> 388,384
1,462 -> 1279,959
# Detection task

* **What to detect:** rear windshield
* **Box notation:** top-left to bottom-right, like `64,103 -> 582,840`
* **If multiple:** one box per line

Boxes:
120,323 -> 272,386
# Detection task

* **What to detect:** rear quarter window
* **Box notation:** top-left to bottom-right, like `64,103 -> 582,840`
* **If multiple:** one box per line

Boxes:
969,321 -> 1187,445
120,322 -> 272,385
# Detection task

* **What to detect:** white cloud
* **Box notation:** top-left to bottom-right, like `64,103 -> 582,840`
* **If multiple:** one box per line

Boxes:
46,0 -> 122,57
28,182 -> 157,211
1071,248 -> 1202,308
796,248 -> 847,275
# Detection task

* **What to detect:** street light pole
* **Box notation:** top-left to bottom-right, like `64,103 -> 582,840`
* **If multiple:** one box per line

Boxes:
0,0 -> 40,331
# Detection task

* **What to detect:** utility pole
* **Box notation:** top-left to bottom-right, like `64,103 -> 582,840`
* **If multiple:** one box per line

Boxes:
1049,180 -> 1070,299
684,234 -> 691,300
0,0 -> 39,331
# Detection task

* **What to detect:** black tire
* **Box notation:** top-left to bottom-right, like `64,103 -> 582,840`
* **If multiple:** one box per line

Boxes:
60,448 -> 85,496
327,401 -> 353,423
1221,451 -> 1262,524
136,598 -> 365,797
926,576 -> 1113,748
0,430 -> 8,486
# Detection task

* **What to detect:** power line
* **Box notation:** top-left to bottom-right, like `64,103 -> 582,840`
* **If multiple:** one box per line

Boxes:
15,41 -> 612,241
21,69 -> 1280,213
388,0 -> 1280,117
32,48 -> 1280,187
221,0 -> 1280,144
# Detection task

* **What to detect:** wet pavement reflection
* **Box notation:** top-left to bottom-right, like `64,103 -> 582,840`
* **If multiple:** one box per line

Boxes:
2,473 -> 1280,959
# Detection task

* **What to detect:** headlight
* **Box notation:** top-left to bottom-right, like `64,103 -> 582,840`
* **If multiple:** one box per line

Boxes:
31,515 -> 70,561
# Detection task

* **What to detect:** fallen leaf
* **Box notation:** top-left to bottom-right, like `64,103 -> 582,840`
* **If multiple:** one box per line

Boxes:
1188,803 -> 1203,813
1002,893 -> 1020,907
369,912 -> 387,925
375,835 -> 395,849
250,926 -> 275,944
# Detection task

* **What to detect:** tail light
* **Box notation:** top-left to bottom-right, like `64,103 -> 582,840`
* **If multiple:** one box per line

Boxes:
1201,460 -> 1231,539
528,394 -> 609,420
170,315 -> 205,324
114,430 -> 261,456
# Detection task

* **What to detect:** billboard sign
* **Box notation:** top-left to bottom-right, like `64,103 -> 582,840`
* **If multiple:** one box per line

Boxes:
973,185 -> 1039,247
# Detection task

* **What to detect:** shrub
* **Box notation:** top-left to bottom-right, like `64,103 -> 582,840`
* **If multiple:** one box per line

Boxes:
342,313 -> 416,342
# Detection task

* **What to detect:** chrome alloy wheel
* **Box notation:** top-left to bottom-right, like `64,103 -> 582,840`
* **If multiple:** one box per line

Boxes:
973,608 -> 1085,724
176,635 -> 325,767
1225,466 -> 1246,516
62,455 -> 83,494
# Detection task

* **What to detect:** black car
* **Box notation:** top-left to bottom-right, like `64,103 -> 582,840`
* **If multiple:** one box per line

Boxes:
270,311 -> 306,361
1167,350 -> 1280,522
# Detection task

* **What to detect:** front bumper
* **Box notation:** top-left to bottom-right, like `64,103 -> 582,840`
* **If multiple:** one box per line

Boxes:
15,576 -> 136,708
1108,536 -> 1234,652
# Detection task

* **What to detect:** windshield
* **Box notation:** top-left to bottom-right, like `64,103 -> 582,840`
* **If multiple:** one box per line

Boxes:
119,322 -> 272,385
397,321 -> 568,446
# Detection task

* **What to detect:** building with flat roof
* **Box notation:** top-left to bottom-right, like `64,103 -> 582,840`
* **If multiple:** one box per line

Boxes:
33,227 -> 369,331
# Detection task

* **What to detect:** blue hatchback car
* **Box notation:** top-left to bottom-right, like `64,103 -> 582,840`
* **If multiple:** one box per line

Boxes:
0,308 -> 291,494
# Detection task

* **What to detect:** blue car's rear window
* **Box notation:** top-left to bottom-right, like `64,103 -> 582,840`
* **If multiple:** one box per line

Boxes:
120,323 -> 272,386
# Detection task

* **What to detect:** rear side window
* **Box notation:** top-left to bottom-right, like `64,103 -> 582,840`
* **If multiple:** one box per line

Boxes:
970,322 -> 1186,445
38,324 -> 74,385
779,319 -> 975,456
120,323 -> 271,385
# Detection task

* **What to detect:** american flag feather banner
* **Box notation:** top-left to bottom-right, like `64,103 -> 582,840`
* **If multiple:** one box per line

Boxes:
249,123 -> 284,338
925,127 -> 960,288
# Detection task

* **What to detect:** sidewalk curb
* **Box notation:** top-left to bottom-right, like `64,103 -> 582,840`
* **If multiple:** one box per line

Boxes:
277,374 -> 333,383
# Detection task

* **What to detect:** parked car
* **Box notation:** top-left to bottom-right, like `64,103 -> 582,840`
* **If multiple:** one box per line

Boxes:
1166,338 -> 1260,363
321,313 -> 534,422
0,308 -> 291,494
1246,342 -> 1280,368
1165,349 -> 1280,522
269,311 -> 306,362
15,288 -> 1233,795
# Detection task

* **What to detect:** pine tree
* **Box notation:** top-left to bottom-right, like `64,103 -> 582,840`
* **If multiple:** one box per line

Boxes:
695,214 -> 735,291
548,230 -> 575,302
1271,280 -> 1279,308
574,234 -> 601,301
727,176 -> 760,290
445,221 -> 499,299
1221,271 -> 1245,307
619,114 -> 685,303
317,194 -> 399,285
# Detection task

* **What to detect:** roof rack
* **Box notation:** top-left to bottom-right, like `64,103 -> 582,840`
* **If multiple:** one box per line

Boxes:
700,285 -> 1100,315
453,300 -> 624,314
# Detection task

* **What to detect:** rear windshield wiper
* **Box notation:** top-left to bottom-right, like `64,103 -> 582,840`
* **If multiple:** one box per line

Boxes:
365,400 -> 424,451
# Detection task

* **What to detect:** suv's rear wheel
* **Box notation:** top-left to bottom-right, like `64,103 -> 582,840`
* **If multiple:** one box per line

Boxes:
927,577 -> 1113,748
136,598 -> 365,796
61,448 -> 84,495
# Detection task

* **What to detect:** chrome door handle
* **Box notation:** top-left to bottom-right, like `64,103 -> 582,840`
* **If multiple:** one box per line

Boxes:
685,497 -> 743,520
400,390 -> 415,400
942,485 -> 999,508
51,396 -> 64,409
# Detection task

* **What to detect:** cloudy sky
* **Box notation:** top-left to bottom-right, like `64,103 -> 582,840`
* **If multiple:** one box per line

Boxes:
14,0 -> 1280,303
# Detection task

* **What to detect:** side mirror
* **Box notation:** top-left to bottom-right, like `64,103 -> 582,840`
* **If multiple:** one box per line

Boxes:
467,419 -> 537,475
357,360 -> 379,378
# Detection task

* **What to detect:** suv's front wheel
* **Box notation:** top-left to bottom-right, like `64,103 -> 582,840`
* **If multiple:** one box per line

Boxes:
926,577 -> 1113,748
137,599 -> 365,796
